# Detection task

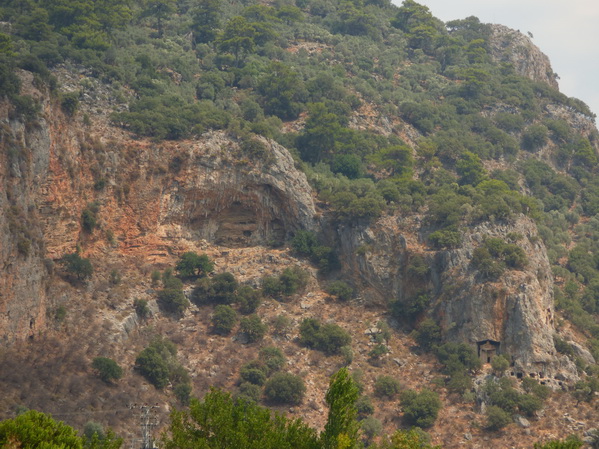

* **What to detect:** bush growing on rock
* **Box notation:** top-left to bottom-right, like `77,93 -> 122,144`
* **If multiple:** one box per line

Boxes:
259,346 -> 286,374
134,337 -> 187,390
326,280 -> 353,301
59,252 -> 93,281
157,277 -> 189,316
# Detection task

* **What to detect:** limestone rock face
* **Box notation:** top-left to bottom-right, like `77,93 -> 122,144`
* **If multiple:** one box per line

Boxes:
161,132 -> 316,247
0,81 -> 315,343
0,93 -> 52,343
432,216 -> 575,382
336,214 -> 577,383
488,24 -> 559,89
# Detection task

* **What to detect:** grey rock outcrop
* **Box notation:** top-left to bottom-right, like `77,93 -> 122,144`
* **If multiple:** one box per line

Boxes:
336,214 -> 577,383
489,24 -> 559,89
164,131 -> 316,247
0,84 -> 52,343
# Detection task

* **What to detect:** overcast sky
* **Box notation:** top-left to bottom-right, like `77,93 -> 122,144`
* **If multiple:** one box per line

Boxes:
394,0 -> 599,118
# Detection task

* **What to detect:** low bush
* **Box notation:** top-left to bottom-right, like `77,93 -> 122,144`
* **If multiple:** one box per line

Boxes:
91,357 -> 122,383
212,305 -> 237,335
400,389 -> 442,428
299,318 -> 351,355
485,405 -> 511,430
374,376 -> 401,399
59,252 -> 93,281
264,372 -> 306,405
240,315 -> 267,343
326,280 -> 353,301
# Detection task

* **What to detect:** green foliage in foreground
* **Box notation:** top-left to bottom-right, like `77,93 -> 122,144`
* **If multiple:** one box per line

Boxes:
0,370 -> 582,449
163,388 -> 319,449
0,410 -> 122,449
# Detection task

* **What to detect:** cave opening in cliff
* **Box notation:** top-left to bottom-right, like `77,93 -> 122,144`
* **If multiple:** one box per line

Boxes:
477,339 -> 500,364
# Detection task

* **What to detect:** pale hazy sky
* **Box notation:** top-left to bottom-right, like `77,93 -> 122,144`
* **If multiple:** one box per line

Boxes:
393,0 -> 599,118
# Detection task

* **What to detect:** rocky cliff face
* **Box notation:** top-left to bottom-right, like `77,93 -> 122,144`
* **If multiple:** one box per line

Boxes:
0,73 -> 52,343
336,213 -> 578,383
489,24 -> 559,89
0,74 -> 315,344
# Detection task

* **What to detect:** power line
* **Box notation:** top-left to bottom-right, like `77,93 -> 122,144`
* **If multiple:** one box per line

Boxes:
129,403 -> 159,449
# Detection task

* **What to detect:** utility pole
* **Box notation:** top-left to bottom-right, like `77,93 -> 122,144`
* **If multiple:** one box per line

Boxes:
129,404 -> 159,449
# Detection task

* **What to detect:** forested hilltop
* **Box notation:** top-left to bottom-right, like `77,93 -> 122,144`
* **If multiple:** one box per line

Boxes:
1,0 -> 599,447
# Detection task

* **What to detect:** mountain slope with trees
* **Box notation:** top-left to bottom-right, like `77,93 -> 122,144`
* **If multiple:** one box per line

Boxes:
0,0 -> 599,447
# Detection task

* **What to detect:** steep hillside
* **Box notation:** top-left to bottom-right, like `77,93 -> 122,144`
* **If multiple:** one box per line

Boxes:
1,0 -> 599,447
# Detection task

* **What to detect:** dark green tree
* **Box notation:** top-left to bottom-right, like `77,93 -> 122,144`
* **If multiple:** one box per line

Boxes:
175,252 -> 214,278
400,389 -> 442,428
59,252 -> 93,280
142,0 -> 176,37
190,0 -> 220,44
211,305 -> 237,335
217,16 -> 256,66
264,372 -> 306,405
92,357 -> 123,383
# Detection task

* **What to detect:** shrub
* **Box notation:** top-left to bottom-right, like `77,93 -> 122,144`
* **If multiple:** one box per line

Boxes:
553,335 -> 575,357
83,421 -> 105,441
134,298 -> 150,319
81,202 -> 100,233
400,389 -> 442,428
240,314 -> 267,343
361,416 -> 382,441
60,91 -> 79,116
212,305 -> 237,335
59,252 -> 93,280
485,405 -> 511,430
259,346 -> 286,374
135,347 -> 171,389
326,280 -> 353,301
279,266 -> 309,295
491,355 -> 510,375
521,124 -> 548,151
174,383 -> 192,406
157,279 -> 189,316
134,337 -> 183,390
240,363 -> 267,386
374,376 -> 401,399
236,382 -> 262,403
356,396 -> 374,419
237,285 -> 261,314
368,344 -> 389,365
91,357 -> 123,383
272,314 -> 291,335
522,378 -> 551,400
435,343 -> 481,375
176,252 -> 214,278
264,372 -> 306,405
261,275 -> 284,297
413,319 -> 441,351
429,229 -> 462,248
192,272 -> 238,305
299,318 -> 351,355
